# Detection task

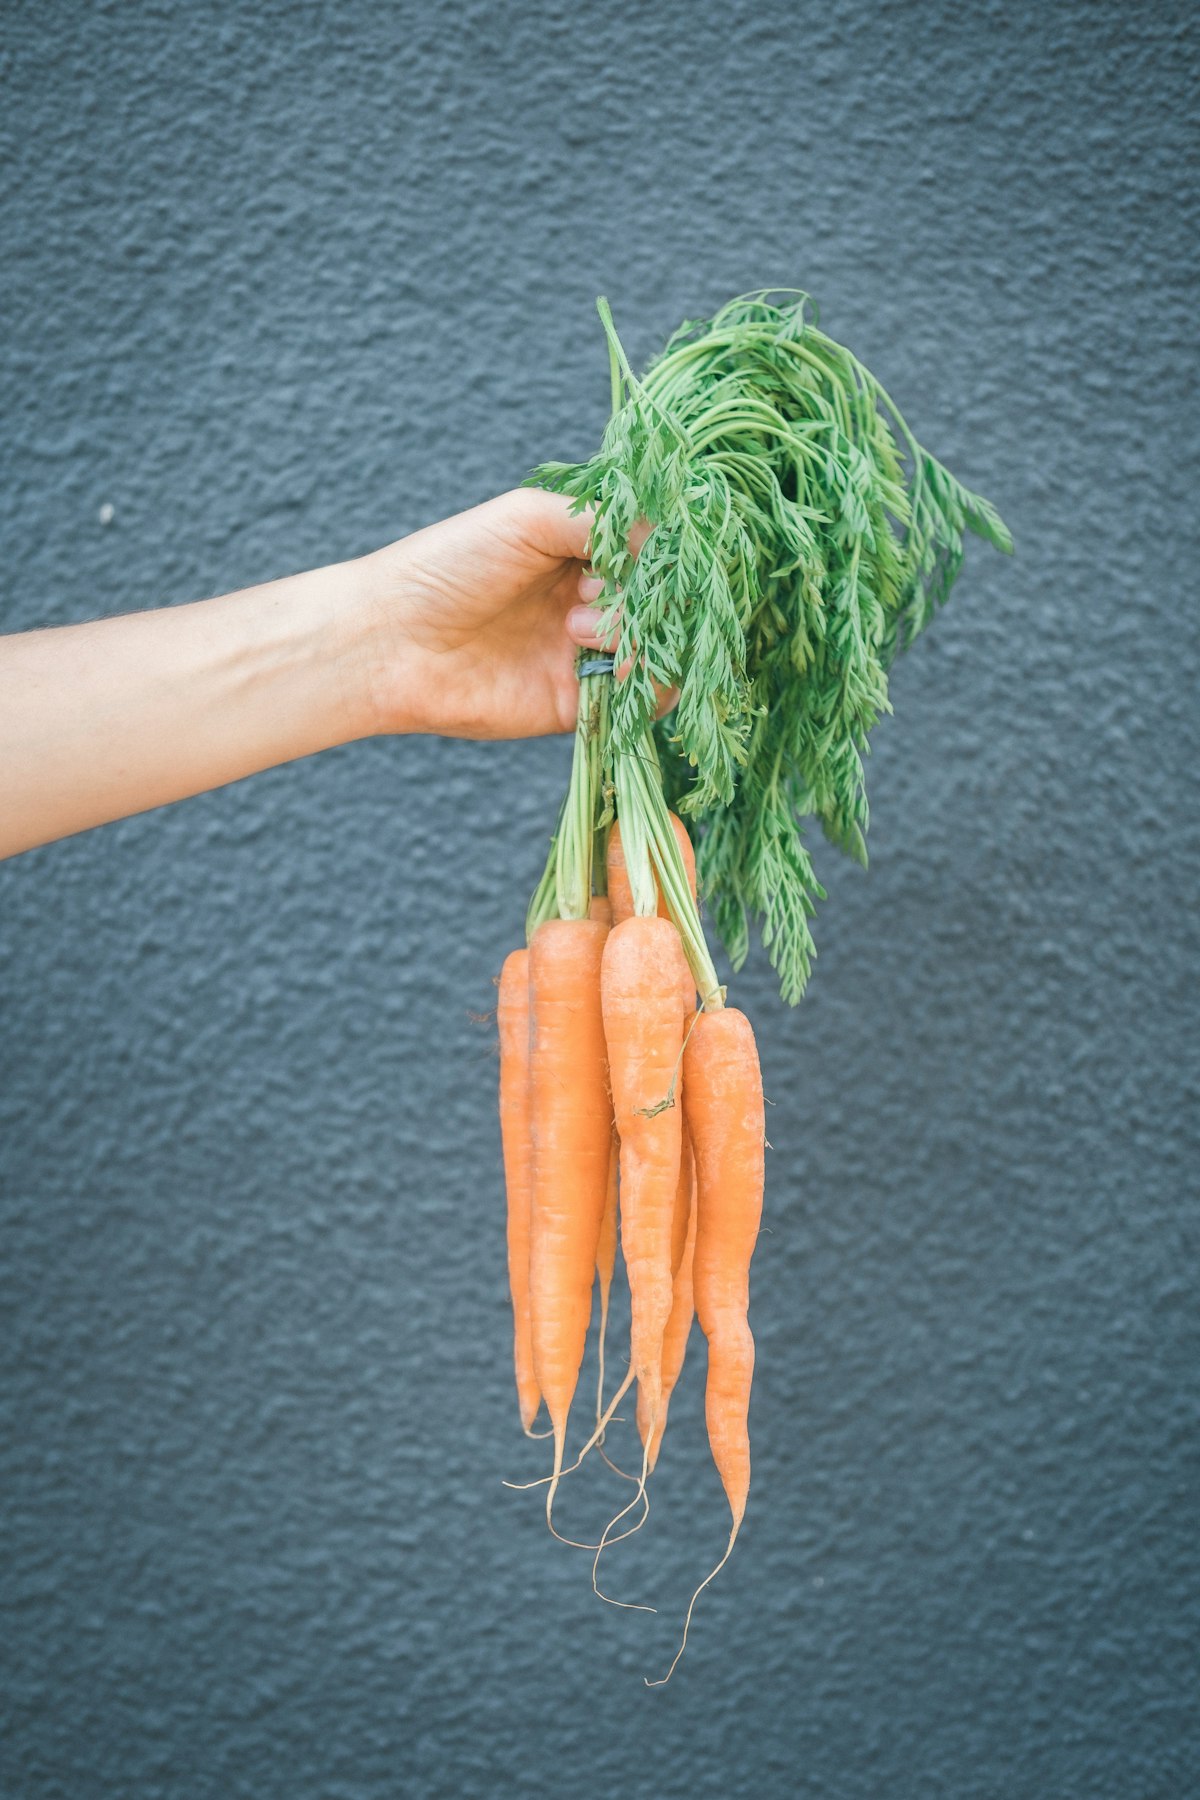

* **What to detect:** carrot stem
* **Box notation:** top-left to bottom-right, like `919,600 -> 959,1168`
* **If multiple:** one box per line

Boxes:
526,795 -> 564,943
552,667 -> 610,922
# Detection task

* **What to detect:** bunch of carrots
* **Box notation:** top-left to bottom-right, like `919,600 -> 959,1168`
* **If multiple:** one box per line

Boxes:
500,775 -> 760,1679
493,293 -> 1009,1679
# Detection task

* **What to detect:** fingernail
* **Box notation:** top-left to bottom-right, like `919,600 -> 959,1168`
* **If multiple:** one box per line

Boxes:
567,605 -> 604,639
577,574 -> 604,602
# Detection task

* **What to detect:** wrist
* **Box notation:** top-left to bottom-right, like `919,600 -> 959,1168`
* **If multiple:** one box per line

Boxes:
323,544 -> 414,740
343,538 -> 441,739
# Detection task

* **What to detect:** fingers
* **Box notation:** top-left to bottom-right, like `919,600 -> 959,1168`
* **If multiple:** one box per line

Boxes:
565,604 -> 678,718
520,494 -> 651,573
565,514 -> 672,716
566,603 -> 615,651
568,510 -> 650,637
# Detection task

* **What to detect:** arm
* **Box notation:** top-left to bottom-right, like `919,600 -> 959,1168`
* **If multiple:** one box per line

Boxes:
0,489 -> 611,860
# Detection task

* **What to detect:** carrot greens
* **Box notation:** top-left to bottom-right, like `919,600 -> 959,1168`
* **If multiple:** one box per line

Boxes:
528,293 -> 1011,1001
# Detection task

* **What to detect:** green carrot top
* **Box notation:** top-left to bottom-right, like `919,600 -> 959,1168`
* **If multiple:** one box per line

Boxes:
528,292 -> 1011,1003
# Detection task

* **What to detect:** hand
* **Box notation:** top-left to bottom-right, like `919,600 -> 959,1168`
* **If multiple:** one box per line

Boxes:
361,487 -> 607,739
359,489 -> 670,739
0,487 -> 664,859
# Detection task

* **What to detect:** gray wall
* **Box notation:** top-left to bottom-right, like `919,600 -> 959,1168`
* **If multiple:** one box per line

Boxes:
2,2 -> 1196,1795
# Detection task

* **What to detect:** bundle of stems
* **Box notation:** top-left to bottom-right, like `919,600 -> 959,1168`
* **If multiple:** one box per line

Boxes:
526,667 -> 723,1008
525,293 -> 1011,1003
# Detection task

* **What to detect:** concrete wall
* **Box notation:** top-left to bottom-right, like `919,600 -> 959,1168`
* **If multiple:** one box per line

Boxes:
2,2 -> 1196,1794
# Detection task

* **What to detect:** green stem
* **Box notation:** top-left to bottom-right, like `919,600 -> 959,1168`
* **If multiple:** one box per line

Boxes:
592,809 -> 611,900
597,297 -> 638,401
588,675 -> 612,897
601,300 -> 624,420
554,670 -> 608,921
532,302 -> 723,996
526,819 -> 561,942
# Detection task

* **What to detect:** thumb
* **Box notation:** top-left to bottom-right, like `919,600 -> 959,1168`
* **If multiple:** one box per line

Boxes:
517,489 -> 595,563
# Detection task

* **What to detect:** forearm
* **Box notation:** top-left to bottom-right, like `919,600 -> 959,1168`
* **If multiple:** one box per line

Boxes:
0,486 -> 598,858
0,556 -> 378,859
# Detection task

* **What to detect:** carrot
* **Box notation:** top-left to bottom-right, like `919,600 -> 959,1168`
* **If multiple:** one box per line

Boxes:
607,814 -> 696,929
592,893 -> 618,1434
610,815 -> 696,1452
637,1132 -> 695,1469
498,949 -> 540,1434
594,1128 -> 619,1434
669,1128 -> 694,1280
601,915 -> 685,1437
528,916 -> 613,1512
592,889 -> 623,1441
610,815 -> 697,1023
649,1005 -> 764,1685
605,823 -> 633,925
689,1006 -> 764,1530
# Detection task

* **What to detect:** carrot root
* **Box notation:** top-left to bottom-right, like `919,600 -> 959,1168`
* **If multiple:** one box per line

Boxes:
544,1488 -> 651,1554
597,1443 -> 641,1483
645,1520 -> 741,1687
590,1428 -> 656,1613
502,1365 -> 636,1494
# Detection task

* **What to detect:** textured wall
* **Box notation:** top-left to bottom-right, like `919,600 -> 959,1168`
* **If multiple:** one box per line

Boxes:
1,1 -> 1196,1794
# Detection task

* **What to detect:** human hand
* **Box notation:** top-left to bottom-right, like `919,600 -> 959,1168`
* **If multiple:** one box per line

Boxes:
356,488 -> 607,739
0,487 -> 648,859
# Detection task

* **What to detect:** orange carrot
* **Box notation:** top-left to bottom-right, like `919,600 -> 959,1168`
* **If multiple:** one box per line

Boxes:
644,1166 -> 698,1476
590,896 -> 618,1431
498,949 -> 539,1434
610,817 -> 696,1449
650,1005 -> 764,1683
528,917 -> 613,1504
637,1132 -> 695,1469
594,1128 -> 619,1431
607,814 -> 696,928
609,815 -> 696,1024
601,915 -> 685,1437
689,1006 -> 764,1532
605,824 -> 634,925
592,859 -> 620,1432
669,1128 -> 694,1279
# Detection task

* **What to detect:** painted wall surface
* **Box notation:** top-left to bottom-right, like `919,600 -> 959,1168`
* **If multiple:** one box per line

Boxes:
2,3 -> 1196,1795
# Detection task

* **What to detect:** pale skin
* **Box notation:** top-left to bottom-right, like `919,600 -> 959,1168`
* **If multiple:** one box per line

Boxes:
0,488 -> 635,862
